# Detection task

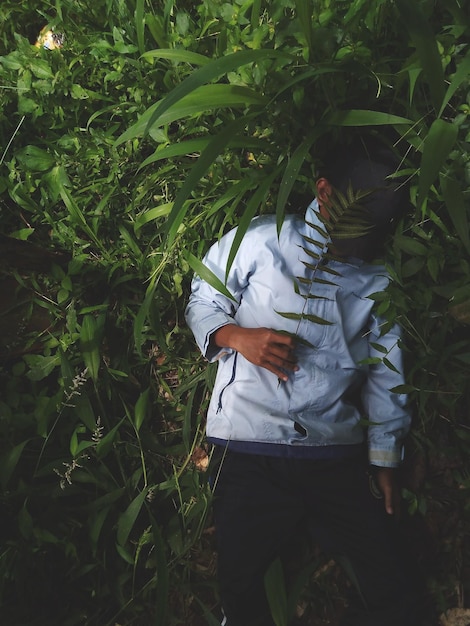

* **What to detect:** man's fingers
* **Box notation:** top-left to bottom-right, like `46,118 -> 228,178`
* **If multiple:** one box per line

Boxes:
383,487 -> 394,515
374,467 -> 399,517
269,345 -> 297,366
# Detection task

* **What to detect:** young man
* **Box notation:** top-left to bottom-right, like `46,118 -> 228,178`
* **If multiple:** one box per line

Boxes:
185,138 -> 421,626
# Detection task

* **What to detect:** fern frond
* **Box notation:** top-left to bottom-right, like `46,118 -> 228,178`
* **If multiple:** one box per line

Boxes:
294,279 -> 334,300
304,219 -> 329,239
301,247 -> 322,261
276,311 -> 334,325
321,182 -> 377,239
301,261 -> 342,277
274,329 -> 316,350
296,275 -> 337,287
302,293 -> 333,301
312,277 -> 338,286
314,263 -> 342,277
295,276 -> 312,285
301,234 -> 327,247
276,183 -> 378,344
301,261 -> 319,271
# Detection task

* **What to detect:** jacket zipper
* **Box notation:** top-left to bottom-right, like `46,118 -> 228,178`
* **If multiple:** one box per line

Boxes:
217,352 -> 238,413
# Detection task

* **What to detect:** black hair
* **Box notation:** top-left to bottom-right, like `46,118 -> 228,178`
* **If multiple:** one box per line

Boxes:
318,133 -> 410,261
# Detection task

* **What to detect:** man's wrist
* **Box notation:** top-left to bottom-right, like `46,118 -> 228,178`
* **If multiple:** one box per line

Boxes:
213,323 -> 239,350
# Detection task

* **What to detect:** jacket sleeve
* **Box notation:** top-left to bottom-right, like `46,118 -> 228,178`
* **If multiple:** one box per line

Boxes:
185,227 -> 253,362
361,315 -> 411,468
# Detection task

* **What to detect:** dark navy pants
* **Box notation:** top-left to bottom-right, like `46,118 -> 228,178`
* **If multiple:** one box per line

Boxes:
210,449 -> 422,626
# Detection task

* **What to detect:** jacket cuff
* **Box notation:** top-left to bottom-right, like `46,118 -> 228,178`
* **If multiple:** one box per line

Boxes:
368,447 -> 403,468
205,322 -> 237,362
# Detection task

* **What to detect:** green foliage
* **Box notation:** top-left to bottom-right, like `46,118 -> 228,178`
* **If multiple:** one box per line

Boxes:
1,0 -> 470,624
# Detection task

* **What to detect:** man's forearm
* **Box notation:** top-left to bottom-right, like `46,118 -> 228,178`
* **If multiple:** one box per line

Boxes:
212,324 -> 242,350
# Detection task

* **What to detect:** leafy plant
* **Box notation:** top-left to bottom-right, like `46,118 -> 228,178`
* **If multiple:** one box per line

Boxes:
1,0 -> 470,624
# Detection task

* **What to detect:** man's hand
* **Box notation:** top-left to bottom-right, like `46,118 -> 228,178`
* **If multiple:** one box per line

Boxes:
213,325 -> 298,381
374,467 -> 401,517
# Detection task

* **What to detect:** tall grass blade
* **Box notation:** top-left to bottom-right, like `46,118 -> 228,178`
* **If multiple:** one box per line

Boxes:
141,48 -> 211,66
226,167 -> 280,279
80,314 -> 102,383
134,0 -> 145,55
95,417 -> 126,459
116,84 -> 266,144
0,440 -> 29,490
276,128 -> 322,235
134,388 -> 149,433
438,52 -> 470,118
166,116 -> 251,247
441,176 -> 470,254
59,186 -> 104,251
325,109 -> 412,126
274,66 -> 341,102
117,488 -> 148,546
142,49 -> 291,134
185,252 -> 236,302
405,65 -> 422,106
206,177 -> 254,219
395,0 -> 445,113
417,119 -> 458,210
251,0 -> 262,28
148,510 -> 170,626
294,0 -> 313,58
134,203 -> 172,231
134,276 -> 157,352
139,135 -> 270,169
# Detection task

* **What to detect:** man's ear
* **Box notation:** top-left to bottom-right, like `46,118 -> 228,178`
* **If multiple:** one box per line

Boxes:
316,178 -> 333,217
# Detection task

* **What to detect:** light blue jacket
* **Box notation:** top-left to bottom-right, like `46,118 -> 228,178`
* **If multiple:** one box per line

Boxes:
185,201 -> 411,467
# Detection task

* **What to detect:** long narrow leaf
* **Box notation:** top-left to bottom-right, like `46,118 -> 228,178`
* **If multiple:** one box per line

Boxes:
148,510 -> 170,626
264,557 -> 288,626
116,84 -> 266,145
417,119 -> 458,210
134,0 -> 145,55
276,127 -> 324,235
294,0 -> 313,58
95,417 -> 126,459
251,0 -> 262,28
438,52 -> 470,118
185,252 -> 237,302
134,276 -> 157,351
0,440 -> 29,490
325,109 -> 412,126
143,49 -> 292,134
166,116 -> 251,247
276,310 -> 334,325
80,314 -> 102,383
441,176 -> 470,254
117,488 -> 148,546
405,65 -> 422,106
139,135 -> 270,169
134,388 -> 150,432
183,385 -> 197,451
226,168 -> 280,279
141,48 -> 211,66
206,177 -> 256,219
134,203 -> 173,231
395,0 -> 445,113
59,186 -> 104,250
